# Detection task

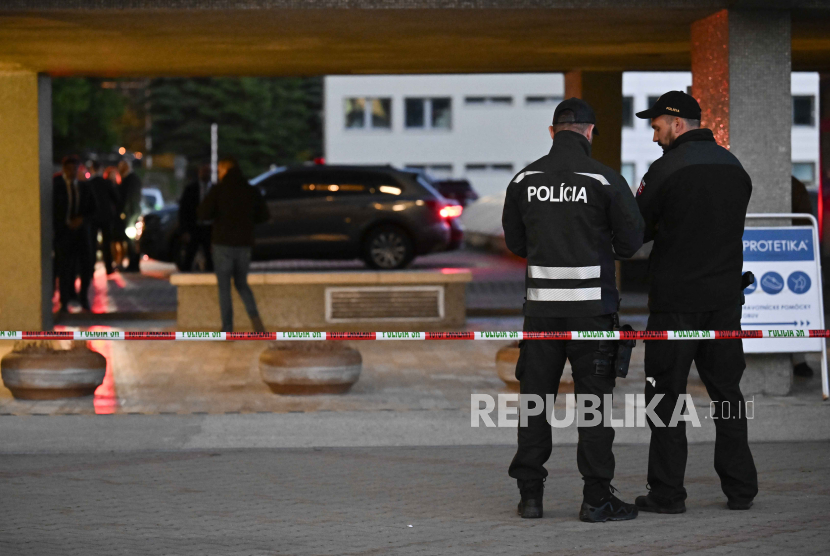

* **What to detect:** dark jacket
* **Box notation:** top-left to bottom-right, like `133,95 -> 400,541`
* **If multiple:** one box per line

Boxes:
53,174 -> 97,239
119,172 -> 143,225
636,128 -> 752,313
502,131 -> 644,318
197,167 -> 269,247
87,176 -> 120,225
179,179 -> 211,232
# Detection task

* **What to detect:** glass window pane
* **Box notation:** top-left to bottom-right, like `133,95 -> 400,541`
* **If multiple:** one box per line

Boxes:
431,98 -> 452,129
621,163 -> 635,192
793,96 -> 815,126
622,97 -> 634,128
371,98 -> 391,129
491,163 -> 514,172
792,162 -> 816,187
491,96 -> 513,105
465,96 -> 486,105
525,96 -> 562,106
405,98 -> 424,128
344,98 -> 365,129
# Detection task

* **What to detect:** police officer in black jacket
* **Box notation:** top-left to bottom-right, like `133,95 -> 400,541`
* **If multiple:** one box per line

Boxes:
503,98 -> 644,522
634,91 -> 758,513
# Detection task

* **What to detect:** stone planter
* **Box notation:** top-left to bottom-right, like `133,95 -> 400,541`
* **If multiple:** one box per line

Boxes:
260,342 -> 362,395
496,342 -> 574,393
1,341 -> 106,400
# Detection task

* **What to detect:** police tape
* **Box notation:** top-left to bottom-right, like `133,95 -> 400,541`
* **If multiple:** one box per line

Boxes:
1,330 -> 829,341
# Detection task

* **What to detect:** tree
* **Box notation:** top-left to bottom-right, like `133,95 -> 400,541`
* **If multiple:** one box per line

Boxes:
52,78 -> 127,162
149,77 -> 323,178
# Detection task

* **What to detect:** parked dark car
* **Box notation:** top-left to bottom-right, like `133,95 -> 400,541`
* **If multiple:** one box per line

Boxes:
137,165 -> 464,270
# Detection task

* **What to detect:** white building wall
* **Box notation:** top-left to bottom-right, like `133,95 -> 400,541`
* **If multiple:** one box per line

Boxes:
325,72 -> 820,201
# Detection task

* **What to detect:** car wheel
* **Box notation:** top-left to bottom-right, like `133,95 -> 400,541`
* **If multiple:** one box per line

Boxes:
362,226 -> 413,270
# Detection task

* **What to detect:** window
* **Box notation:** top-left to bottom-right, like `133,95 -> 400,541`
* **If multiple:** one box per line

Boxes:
526,96 -> 562,106
261,174 -> 309,200
344,97 -> 392,129
404,164 -> 453,179
405,97 -> 452,130
793,96 -> 815,126
465,163 -> 514,173
647,96 -> 660,113
622,97 -> 634,128
793,162 -> 816,187
621,163 -> 636,191
464,96 -> 513,106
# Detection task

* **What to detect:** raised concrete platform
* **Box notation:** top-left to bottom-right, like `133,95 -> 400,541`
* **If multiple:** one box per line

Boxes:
171,269 -> 472,331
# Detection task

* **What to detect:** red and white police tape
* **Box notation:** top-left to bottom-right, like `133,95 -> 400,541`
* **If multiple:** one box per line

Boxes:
2,330 -> 830,341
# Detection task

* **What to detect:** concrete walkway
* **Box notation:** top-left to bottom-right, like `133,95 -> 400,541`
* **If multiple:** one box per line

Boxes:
1,442 -> 828,555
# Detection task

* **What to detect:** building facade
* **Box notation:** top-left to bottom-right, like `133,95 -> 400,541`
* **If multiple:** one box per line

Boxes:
325,72 -> 820,199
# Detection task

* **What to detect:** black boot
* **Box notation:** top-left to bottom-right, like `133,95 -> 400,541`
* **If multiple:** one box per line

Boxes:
635,493 -> 686,514
580,487 -> 638,523
517,479 -> 544,519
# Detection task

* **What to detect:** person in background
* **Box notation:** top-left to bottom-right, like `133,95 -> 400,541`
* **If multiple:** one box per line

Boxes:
86,159 -> 120,275
179,163 -> 214,271
117,158 -> 143,272
197,157 -> 268,332
104,166 -> 126,268
53,155 -> 97,312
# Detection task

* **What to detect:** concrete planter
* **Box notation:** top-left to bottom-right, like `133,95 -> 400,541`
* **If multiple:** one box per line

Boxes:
496,342 -> 574,393
260,342 -> 362,395
1,341 -> 106,400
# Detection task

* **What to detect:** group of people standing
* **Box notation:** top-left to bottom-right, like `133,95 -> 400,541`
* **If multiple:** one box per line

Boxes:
53,155 -> 142,313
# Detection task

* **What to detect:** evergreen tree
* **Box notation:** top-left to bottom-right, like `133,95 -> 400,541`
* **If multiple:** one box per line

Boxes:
52,78 -> 127,161
148,77 -> 323,178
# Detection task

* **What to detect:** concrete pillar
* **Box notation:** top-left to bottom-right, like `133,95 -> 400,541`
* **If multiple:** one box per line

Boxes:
564,71 -> 622,172
692,10 -> 793,396
565,71 -> 624,290
691,9 -> 792,214
0,72 -> 52,331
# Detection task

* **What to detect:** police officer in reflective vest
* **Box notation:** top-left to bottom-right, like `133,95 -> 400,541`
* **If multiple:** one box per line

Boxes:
633,91 -> 758,513
502,98 -> 645,522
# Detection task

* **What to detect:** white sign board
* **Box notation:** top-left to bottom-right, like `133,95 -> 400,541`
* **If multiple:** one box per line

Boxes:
741,226 -> 824,353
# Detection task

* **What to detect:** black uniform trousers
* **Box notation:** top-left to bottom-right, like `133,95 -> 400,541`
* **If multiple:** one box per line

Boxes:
644,305 -> 758,505
508,314 -> 617,503
55,226 -> 93,308
90,219 -> 114,273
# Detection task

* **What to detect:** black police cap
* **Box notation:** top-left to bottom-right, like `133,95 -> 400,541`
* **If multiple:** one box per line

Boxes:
636,90 -> 701,121
553,97 -> 599,134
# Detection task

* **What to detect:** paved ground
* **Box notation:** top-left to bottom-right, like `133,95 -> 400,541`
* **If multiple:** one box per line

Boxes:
1,442 -> 828,555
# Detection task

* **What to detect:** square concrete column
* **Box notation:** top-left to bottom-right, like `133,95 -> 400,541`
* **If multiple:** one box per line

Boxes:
692,10 -> 793,396
564,71 -> 622,172
565,71 -> 624,290
691,9 -> 792,214
0,71 -> 52,331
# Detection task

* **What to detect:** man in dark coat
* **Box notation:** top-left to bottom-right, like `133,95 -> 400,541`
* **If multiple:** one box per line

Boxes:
634,91 -> 757,514
197,157 -> 269,332
53,155 -> 97,312
178,164 -> 214,271
117,158 -> 143,272
86,159 -> 120,274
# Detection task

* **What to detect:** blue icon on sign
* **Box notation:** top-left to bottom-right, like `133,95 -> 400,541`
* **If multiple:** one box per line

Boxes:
744,278 -> 757,294
787,271 -> 811,294
760,272 -> 784,295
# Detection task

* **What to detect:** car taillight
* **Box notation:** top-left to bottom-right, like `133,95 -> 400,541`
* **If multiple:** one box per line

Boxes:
439,205 -> 463,219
